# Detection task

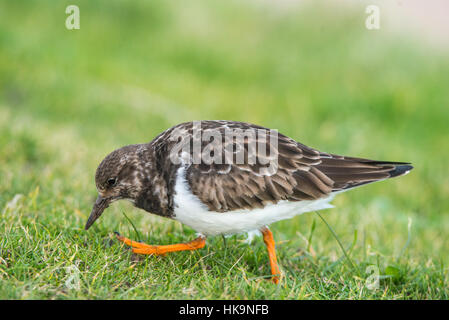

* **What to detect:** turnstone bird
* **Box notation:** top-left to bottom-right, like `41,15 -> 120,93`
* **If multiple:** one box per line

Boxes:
85,120 -> 413,283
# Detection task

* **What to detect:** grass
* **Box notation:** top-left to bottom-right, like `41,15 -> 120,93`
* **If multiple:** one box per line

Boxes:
0,0 -> 448,299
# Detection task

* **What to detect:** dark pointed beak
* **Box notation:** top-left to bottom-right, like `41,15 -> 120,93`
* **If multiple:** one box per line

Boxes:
85,195 -> 111,230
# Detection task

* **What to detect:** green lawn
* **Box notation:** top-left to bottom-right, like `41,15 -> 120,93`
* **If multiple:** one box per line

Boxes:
0,0 -> 448,299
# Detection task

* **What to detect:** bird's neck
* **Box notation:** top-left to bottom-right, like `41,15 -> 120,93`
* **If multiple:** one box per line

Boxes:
134,144 -> 178,218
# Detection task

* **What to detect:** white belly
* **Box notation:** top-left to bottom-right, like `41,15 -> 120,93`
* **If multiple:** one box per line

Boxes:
173,167 -> 336,236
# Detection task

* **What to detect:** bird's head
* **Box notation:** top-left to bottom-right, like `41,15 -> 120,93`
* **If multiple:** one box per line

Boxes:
85,144 -> 145,230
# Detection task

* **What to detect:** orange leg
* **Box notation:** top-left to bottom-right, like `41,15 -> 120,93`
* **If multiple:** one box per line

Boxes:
115,232 -> 206,255
261,227 -> 281,284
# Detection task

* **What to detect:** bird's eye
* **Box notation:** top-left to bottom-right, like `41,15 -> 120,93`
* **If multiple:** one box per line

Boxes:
107,178 -> 117,187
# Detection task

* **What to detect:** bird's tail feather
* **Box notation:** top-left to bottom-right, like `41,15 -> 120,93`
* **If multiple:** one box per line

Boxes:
316,154 -> 413,191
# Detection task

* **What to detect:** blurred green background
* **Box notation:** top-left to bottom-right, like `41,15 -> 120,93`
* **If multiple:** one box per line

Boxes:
0,0 -> 448,299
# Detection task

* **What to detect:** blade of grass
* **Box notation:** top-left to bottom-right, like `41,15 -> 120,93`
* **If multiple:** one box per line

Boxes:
315,211 -> 360,276
307,218 -> 316,253
396,217 -> 413,261
121,211 -> 141,242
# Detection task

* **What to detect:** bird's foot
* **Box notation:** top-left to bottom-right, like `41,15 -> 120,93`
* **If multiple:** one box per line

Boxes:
114,232 -> 206,255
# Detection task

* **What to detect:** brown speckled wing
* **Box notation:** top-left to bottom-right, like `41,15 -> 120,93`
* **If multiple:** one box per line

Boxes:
160,121 -> 412,213
181,121 -> 334,212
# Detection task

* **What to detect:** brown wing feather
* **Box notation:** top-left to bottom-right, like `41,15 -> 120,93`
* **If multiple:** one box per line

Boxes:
166,121 -> 412,212
184,121 -> 333,212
